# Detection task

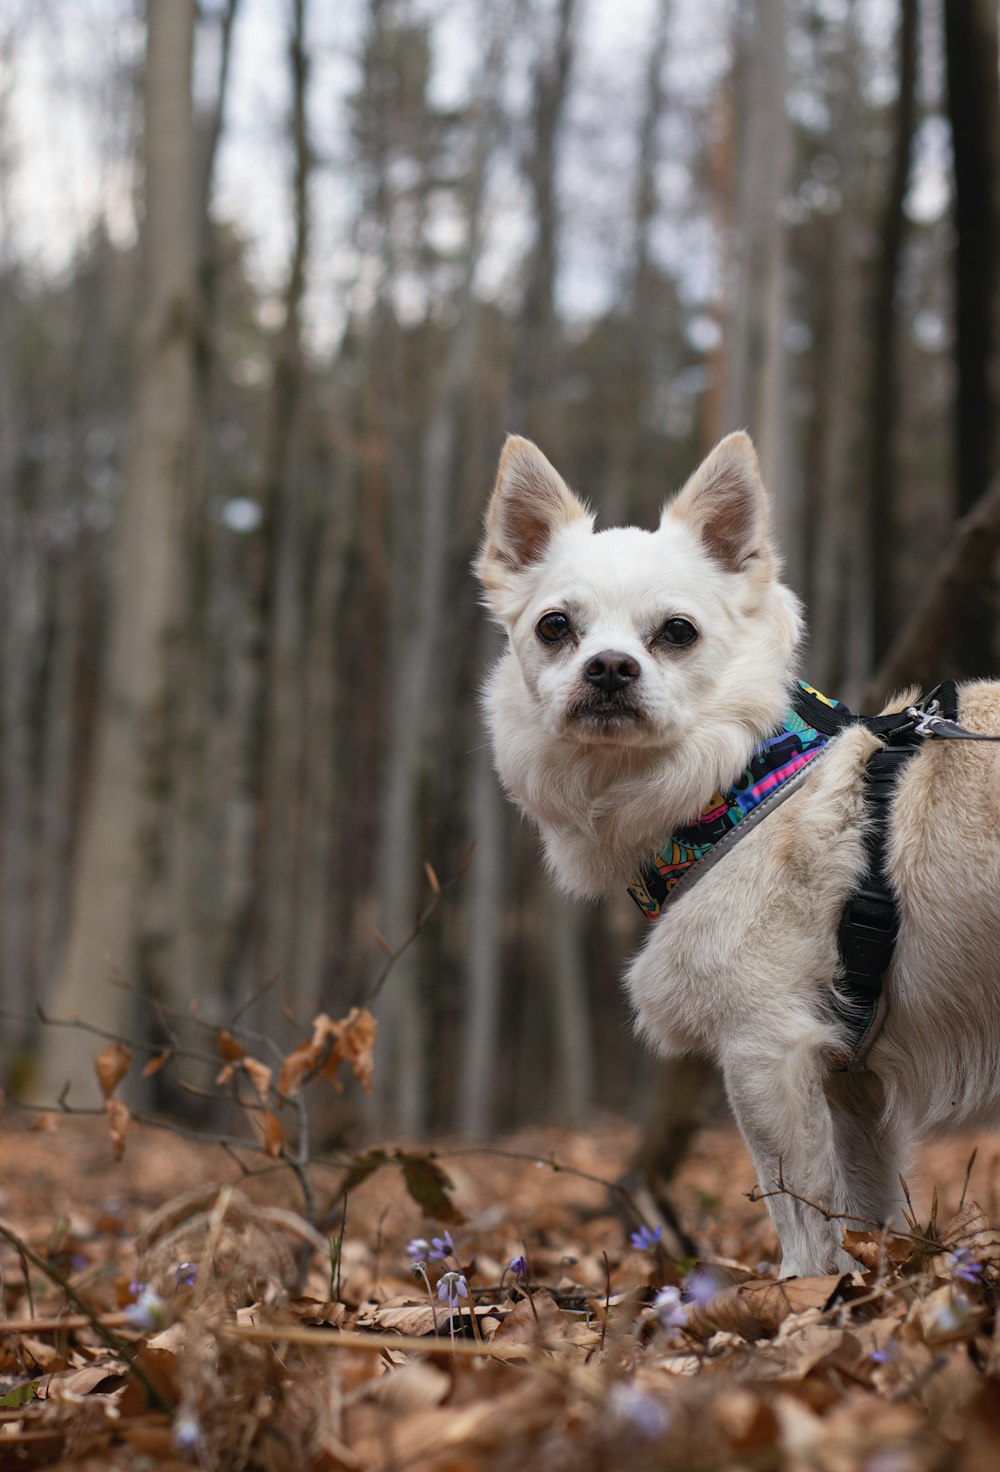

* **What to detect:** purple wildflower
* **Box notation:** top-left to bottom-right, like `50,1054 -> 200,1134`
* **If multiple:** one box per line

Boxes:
508,1254 -> 529,1278
869,1343 -> 895,1366
428,1231 -> 455,1262
684,1268 -> 719,1309
949,1247 -> 984,1285
406,1237 -> 430,1264
175,1260 -> 198,1288
608,1384 -> 670,1439
437,1270 -> 468,1307
172,1410 -> 201,1451
124,1287 -> 168,1333
630,1224 -> 663,1253
652,1285 -> 688,1332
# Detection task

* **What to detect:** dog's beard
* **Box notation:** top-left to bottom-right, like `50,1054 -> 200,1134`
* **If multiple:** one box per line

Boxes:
564,689 -> 649,737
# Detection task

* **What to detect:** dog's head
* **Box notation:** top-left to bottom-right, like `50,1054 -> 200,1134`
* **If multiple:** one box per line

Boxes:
476,432 -> 802,752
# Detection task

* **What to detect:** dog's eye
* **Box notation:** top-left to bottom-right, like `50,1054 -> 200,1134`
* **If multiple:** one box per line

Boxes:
536,612 -> 572,644
657,617 -> 698,648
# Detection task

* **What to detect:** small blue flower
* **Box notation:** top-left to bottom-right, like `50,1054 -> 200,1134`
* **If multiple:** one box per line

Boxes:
630,1224 -> 663,1253
508,1254 -> 529,1278
172,1409 -> 201,1451
437,1270 -> 468,1306
609,1383 -> 670,1438
428,1231 -> 455,1261
869,1342 -> 896,1365
175,1260 -> 198,1288
652,1285 -> 688,1332
949,1247 -> 984,1285
406,1237 -> 430,1263
124,1287 -> 168,1333
684,1268 -> 719,1308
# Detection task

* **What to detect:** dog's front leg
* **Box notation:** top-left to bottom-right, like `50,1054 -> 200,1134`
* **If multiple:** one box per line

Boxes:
721,1026 -> 863,1277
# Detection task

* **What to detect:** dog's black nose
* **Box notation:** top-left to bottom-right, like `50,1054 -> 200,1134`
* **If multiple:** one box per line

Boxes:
582,650 -> 641,694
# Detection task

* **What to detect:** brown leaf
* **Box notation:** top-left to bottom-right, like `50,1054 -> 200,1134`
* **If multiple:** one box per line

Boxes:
40,1360 -> 130,1399
366,1360 -> 450,1411
398,1151 -> 466,1224
95,1042 -> 132,1099
737,1275 -> 850,1332
685,1285 -> 770,1342
339,1147 -> 392,1195
217,1028 -> 245,1062
289,1297 -> 347,1328
908,1284 -> 985,1347
31,1113 -> 59,1133
320,1008 -> 378,1094
368,1303 -> 439,1337
242,1056 -> 273,1104
141,1050 -> 170,1080
492,1291 -> 567,1346
841,1228 -> 916,1271
118,1345 -> 181,1417
938,1201 -> 1000,1274
737,1324 -> 847,1383
279,1008 -> 378,1097
261,1110 -> 283,1158
105,1098 -> 131,1161
278,1013 -> 336,1096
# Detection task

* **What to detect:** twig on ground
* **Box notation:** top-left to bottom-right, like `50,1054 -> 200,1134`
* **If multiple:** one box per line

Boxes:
0,1220 -> 171,1411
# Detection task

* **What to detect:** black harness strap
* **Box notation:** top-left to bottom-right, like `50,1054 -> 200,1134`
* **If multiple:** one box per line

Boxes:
792,681 -> 963,1072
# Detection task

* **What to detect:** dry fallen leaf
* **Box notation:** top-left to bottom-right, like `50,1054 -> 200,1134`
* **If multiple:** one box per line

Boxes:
937,1202 -> 1000,1276
491,1291 -> 568,1347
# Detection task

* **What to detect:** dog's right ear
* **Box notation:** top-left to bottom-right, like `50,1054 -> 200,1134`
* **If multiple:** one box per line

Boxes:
476,436 -> 591,596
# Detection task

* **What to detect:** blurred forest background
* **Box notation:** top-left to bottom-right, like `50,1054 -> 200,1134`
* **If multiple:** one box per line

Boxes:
0,0 -> 997,1139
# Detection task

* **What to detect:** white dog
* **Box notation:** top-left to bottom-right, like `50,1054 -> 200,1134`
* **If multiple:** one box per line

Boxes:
476,430 -> 1000,1277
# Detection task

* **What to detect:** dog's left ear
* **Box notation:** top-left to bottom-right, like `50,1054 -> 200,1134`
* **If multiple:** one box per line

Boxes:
666,432 -> 770,574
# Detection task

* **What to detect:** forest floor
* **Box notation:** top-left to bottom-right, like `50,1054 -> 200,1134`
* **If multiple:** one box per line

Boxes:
1,1105 -> 1000,1470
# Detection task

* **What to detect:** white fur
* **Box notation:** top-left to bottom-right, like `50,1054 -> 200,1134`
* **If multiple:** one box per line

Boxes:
478,432 -> 1000,1277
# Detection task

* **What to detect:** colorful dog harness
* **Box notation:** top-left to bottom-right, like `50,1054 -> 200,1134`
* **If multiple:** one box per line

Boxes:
627,681 -> 841,920
628,678 -> 1000,1072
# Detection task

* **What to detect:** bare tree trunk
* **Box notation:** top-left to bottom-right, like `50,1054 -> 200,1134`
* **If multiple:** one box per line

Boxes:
457,738 -> 505,1136
37,0 -> 198,1101
493,0 -> 593,1128
508,0 -> 576,435
724,0 -> 795,579
602,0 -> 671,526
172,0 -> 243,1025
223,0 -> 311,1021
866,0 -> 918,670
809,1 -> 866,698
943,0 -> 1000,673
375,1 -> 509,1131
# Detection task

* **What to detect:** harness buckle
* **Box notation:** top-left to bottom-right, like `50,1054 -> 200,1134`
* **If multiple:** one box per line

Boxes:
905,697 -> 942,738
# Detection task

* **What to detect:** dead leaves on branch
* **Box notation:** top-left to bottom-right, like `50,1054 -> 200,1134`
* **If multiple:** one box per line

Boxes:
277,1006 -> 378,1097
